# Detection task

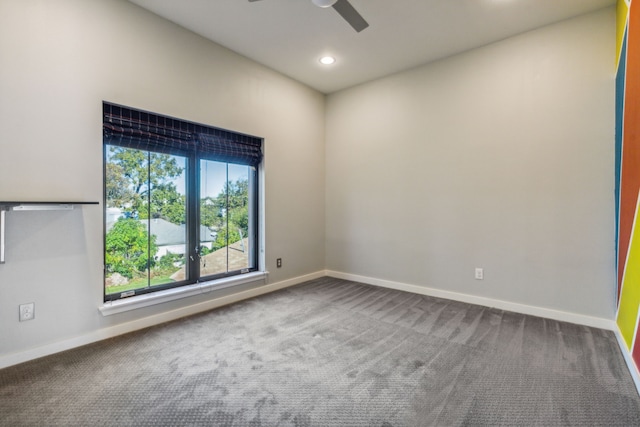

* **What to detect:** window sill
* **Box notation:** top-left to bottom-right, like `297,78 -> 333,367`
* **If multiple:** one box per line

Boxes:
98,271 -> 268,316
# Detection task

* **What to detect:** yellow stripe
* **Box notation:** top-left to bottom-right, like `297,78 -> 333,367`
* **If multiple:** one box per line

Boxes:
618,0 -> 630,68
617,193 -> 640,349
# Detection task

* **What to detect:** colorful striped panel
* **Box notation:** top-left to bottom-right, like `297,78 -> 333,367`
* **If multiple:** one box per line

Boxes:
616,29 -> 627,298
618,0 -> 640,298
618,191 -> 640,349
619,0 -> 630,67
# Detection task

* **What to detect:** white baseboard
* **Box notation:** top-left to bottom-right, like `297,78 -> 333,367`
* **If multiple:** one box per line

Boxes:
0,268 -> 621,372
0,270 -> 325,370
613,325 -> 640,395
326,270 -> 615,330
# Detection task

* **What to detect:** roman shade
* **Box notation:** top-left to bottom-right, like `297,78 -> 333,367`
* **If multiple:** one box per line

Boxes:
103,102 -> 262,167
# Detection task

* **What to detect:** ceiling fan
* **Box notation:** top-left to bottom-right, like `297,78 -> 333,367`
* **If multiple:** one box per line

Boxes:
248,0 -> 369,33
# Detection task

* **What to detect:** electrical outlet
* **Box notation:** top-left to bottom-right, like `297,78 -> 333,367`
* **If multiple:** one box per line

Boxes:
276,258 -> 282,268
19,303 -> 35,322
475,268 -> 484,280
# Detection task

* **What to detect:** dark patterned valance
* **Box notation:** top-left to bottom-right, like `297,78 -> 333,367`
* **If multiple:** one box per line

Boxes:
103,102 -> 262,167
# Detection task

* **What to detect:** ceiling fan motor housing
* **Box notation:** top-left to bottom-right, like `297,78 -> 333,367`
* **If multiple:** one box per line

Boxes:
312,0 -> 338,8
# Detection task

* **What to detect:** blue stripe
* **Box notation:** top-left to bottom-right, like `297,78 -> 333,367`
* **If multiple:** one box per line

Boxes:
616,27 -> 628,297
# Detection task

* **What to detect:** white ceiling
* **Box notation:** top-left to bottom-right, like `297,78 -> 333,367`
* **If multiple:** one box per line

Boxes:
128,0 -> 615,94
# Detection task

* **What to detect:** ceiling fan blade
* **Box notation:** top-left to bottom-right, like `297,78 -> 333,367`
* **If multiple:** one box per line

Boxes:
332,0 -> 368,33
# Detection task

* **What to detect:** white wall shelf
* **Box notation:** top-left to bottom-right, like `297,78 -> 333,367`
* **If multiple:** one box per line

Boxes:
0,201 -> 99,264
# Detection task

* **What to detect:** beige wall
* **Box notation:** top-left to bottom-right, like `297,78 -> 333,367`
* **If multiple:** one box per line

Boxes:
0,0 -> 325,361
325,8 -> 616,319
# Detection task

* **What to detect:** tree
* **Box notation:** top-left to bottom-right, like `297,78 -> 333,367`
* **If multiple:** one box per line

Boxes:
105,162 -> 133,208
149,183 -> 186,224
226,178 -> 249,240
105,218 -> 158,278
209,178 -> 249,251
107,147 -> 185,222
212,227 -> 243,251
200,196 -> 223,229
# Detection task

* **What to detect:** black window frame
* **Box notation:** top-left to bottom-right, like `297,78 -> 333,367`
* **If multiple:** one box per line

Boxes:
102,102 -> 262,302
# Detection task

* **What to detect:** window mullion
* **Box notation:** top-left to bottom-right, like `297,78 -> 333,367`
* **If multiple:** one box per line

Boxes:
187,153 -> 199,283
225,163 -> 230,274
146,151 -> 152,289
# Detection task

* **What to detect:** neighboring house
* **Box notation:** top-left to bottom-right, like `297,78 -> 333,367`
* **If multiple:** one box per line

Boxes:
106,212 -> 215,258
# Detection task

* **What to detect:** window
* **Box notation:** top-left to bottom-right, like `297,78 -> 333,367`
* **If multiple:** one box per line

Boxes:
103,103 -> 262,302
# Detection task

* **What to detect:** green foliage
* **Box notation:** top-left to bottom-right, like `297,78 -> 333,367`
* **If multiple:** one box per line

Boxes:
226,179 -> 248,210
199,246 -> 213,256
107,147 -> 185,222
105,162 -> 132,208
155,252 -> 184,275
105,219 -> 157,278
229,206 -> 248,232
108,147 -> 183,194
212,227 -> 243,251
148,184 -> 186,224
200,196 -> 223,228
105,275 -> 174,295
206,178 -> 249,251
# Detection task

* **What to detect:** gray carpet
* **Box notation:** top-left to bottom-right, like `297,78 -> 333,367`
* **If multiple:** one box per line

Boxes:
1,277 -> 639,426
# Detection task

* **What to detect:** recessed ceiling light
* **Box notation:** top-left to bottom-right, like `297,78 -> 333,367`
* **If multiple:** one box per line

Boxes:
319,56 -> 336,65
